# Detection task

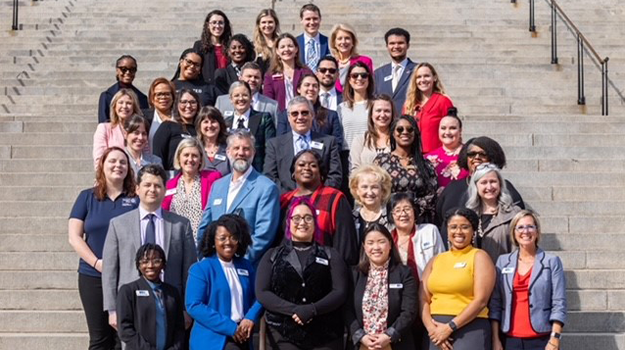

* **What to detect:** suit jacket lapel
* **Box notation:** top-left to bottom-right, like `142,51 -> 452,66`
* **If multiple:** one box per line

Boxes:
504,250 -> 518,292
248,109 -> 262,136
162,211 -> 172,259
529,248 -> 546,291
132,209 -> 142,255
227,171 -> 255,213
394,59 -> 414,97
228,65 -> 239,82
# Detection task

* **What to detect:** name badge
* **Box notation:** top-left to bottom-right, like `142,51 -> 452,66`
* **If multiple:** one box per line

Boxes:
122,198 -> 136,207
237,268 -> 249,276
384,74 -> 393,82
215,154 -> 227,161
502,267 -> 515,274
311,141 -> 324,150
315,257 -> 329,266
181,134 -> 193,139
272,73 -> 284,80
213,198 -> 223,205
224,111 -> 234,116
454,262 -> 467,269
422,241 -> 433,249
316,209 -> 320,215
136,290 -> 150,297
389,283 -> 403,289
165,188 -> 176,197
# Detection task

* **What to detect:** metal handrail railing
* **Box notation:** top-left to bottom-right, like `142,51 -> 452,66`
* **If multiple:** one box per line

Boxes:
515,0 -> 610,115
12,0 -> 19,30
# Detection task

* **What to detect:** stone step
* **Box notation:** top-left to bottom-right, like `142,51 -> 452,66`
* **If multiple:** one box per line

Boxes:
0,290 -> 81,310
0,252 -> 76,270
0,311 -> 86,332
542,234 -> 625,252
0,201 -> 73,217
0,159 -> 91,172
0,172 -> 93,186
0,333 -> 88,350
531,201 -> 625,216
0,234 -> 72,252
0,186 -> 83,201
0,217 -> 67,233
11,145 -> 92,159
0,132 -> 92,145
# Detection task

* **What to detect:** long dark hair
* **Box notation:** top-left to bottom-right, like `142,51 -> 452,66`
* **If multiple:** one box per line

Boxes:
171,48 -> 204,81
296,73 -> 328,128
357,223 -> 402,275
390,115 -> 436,185
364,94 -> 395,149
343,61 -> 375,109
199,10 -> 232,53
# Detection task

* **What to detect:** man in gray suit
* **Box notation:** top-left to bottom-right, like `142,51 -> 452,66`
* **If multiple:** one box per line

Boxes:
102,164 -> 197,331
214,61 -> 279,128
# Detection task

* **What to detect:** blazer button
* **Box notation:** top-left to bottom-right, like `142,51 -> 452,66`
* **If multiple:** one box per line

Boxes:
302,298 -> 307,302
302,282 -> 305,287
530,304 -> 533,308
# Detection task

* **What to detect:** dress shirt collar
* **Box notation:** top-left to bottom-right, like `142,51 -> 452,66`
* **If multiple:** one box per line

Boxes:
304,32 -> 320,43
234,108 -> 251,120
231,165 -> 253,184
392,58 -> 408,71
292,129 -> 312,140
139,206 -> 163,220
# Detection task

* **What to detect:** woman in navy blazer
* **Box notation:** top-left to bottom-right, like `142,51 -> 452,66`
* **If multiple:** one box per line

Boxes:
263,33 -> 313,112
186,214 -> 263,350
490,210 -> 566,350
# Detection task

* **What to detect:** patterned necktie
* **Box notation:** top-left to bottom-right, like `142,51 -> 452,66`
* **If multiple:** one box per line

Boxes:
306,39 -> 318,71
321,92 -> 330,109
145,214 -> 156,245
237,117 -> 245,130
297,135 -> 309,153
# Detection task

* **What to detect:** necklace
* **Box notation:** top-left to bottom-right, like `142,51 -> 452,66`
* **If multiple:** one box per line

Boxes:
293,245 -> 313,252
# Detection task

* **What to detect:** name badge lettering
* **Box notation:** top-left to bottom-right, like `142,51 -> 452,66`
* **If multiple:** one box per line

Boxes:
311,141 -> 324,150
181,134 -> 193,139
215,154 -> 227,161
224,111 -> 234,116
237,268 -> 249,276
384,75 -> 393,82
165,188 -> 176,197
502,267 -> 515,274
422,241 -> 433,249
213,198 -> 223,205
454,262 -> 467,269
122,198 -> 136,207
389,283 -> 403,289
315,257 -> 329,266
136,290 -> 150,297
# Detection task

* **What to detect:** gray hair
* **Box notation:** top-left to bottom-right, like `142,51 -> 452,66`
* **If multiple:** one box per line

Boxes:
228,80 -> 252,97
286,96 -> 315,118
173,137 -> 206,171
465,163 -> 513,212
226,129 -> 256,153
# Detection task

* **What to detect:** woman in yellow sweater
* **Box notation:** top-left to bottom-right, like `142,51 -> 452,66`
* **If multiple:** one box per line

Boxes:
419,207 -> 495,350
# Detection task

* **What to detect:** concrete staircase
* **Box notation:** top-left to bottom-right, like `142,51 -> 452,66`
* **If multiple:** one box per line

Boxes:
0,0 -> 623,349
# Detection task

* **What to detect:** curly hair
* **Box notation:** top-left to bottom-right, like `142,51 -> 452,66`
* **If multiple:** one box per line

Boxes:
199,214 -> 252,258
198,10 -> 232,54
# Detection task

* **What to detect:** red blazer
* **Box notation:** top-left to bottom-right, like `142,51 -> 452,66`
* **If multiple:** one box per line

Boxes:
403,93 -> 454,154
162,170 -> 221,211
336,55 -> 374,93
263,67 -> 313,111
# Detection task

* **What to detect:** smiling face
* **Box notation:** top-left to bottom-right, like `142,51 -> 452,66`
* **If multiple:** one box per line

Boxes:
364,230 -> 392,266
228,39 -> 247,65
394,118 -> 415,148
214,225 -> 239,262
293,152 -> 321,188
439,116 -> 462,149
208,14 -> 226,38
230,85 -> 251,114
152,83 -> 174,113
180,53 -> 201,81
300,10 -> 321,36
178,146 -> 201,176
335,30 -> 354,56
115,95 -> 134,122
447,215 -> 474,250
103,149 -> 129,183
356,173 -> 383,209
226,137 -> 254,173
138,250 -> 164,282
467,144 -> 489,174
178,92 -> 199,124
392,199 -> 415,232
349,66 -> 369,92
289,204 -> 315,242
386,34 -> 409,63
514,215 -> 539,249
240,68 -> 262,94
297,76 -> 320,103
415,66 -> 436,95
371,100 -> 393,131
288,102 -> 313,135
125,123 -> 148,153
477,171 -> 501,203
116,58 -> 137,85
316,60 -> 338,88
276,37 -> 297,64
136,173 -> 165,208
259,15 -> 276,36
200,116 -> 220,140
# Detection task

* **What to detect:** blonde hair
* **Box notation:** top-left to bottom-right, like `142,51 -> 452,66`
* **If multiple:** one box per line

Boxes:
173,137 -> 206,171
253,9 -> 281,62
404,62 -> 446,114
510,210 -> 541,247
349,165 -> 392,207
329,23 -> 359,58
109,89 -> 142,127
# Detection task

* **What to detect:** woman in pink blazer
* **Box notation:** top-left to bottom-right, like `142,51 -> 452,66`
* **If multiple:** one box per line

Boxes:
263,33 -> 313,112
93,89 -> 143,169
330,23 -> 374,93
162,137 -> 221,242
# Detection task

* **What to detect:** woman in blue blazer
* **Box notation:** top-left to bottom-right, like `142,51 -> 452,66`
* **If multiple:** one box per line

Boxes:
186,214 -> 263,350
490,210 -> 566,350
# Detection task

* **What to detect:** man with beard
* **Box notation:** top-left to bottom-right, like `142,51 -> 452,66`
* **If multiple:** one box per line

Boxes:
374,28 -> 416,112
315,56 -> 342,111
196,130 -> 280,265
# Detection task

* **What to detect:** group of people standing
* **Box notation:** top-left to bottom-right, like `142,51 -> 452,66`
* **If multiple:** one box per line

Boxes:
72,3 -> 567,350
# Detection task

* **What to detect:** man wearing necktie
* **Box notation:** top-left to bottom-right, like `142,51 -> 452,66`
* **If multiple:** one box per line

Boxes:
264,96 -> 342,193
315,56 -> 342,111
102,164 -> 197,335
297,4 -> 331,72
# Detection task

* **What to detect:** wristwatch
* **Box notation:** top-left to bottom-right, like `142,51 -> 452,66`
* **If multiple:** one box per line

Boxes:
448,320 -> 458,332
551,332 -> 562,339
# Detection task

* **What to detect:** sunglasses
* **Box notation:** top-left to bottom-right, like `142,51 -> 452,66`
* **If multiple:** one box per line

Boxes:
467,151 -> 488,159
318,68 -> 337,74
117,66 -> 137,74
290,110 -> 311,117
395,126 -> 414,134
350,72 -> 369,80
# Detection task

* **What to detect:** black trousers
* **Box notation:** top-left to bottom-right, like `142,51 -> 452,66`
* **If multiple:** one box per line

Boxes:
78,274 -> 120,350
266,327 -> 343,350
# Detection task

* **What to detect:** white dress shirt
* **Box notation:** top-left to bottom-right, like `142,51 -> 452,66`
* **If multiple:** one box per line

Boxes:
304,33 -> 321,67
233,109 -> 251,130
227,165 -> 253,211
319,87 -> 338,111
292,130 -> 312,154
391,58 -> 409,92
218,258 -> 244,322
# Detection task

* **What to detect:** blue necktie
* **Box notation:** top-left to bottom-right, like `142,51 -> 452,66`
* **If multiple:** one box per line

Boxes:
297,135 -> 309,153
145,214 -> 156,245
307,39 -> 318,71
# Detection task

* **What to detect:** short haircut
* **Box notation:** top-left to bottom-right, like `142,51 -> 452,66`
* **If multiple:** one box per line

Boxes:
330,23 -> 359,58
287,96 -> 315,119
357,223 -> 402,275
283,197 -> 322,243
465,163 -> 513,212
147,77 -> 176,109
317,55 -> 338,69
290,149 -> 327,183
226,129 -> 256,153
137,164 -> 167,186
229,80 -> 252,97
444,207 -> 480,233
349,164 -> 392,207
200,214 -> 252,258
227,33 -> 256,63
241,61 -> 262,74
173,137 -> 206,171
384,27 -> 411,44
457,136 -> 507,171
300,3 -> 321,18
388,192 -> 419,225
135,243 -> 166,276
510,210 -> 542,247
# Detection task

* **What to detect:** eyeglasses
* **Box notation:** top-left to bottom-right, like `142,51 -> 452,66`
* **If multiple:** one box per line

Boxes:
291,214 -> 314,225
183,58 -> 201,69
392,206 -> 413,215
515,225 -> 537,233
215,235 -> 239,243
395,126 -> 414,134
155,92 -> 172,99
117,66 -> 137,74
350,72 -> 369,80
139,258 -> 163,265
179,99 -> 198,106
290,110 -> 311,117
467,151 -> 488,159
209,20 -> 225,27
318,68 -> 337,74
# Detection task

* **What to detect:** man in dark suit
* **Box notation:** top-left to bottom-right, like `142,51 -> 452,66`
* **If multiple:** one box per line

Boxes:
102,164 -> 197,332
264,96 -> 342,193
374,28 -> 417,112
296,4 -> 330,72
315,56 -> 343,111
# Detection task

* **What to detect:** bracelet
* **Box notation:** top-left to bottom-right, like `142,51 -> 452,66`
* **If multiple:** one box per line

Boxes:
548,342 -> 558,348
93,259 -> 100,268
